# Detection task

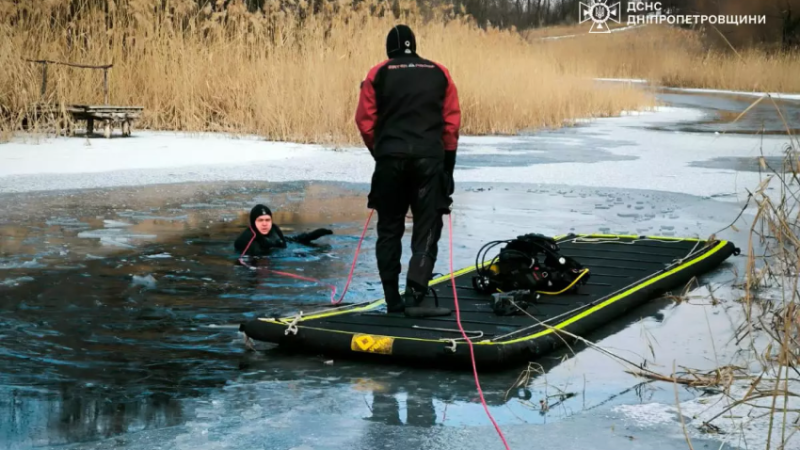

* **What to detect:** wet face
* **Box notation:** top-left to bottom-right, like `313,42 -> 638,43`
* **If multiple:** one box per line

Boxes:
254,215 -> 272,235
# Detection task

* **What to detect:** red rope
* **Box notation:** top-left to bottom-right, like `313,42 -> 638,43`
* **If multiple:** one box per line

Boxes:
331,209 -> 374,304
238,210 -> 374,305
448,213 -> 511,450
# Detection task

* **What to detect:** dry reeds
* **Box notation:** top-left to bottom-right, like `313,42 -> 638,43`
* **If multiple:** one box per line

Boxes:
0,0 -> 653,143
733,121 -> 800,449
3,3 -> 797,145
521,21 -> 634,41
537,25 -> 800,93
625,365 -> 750,389
628,97 -> 799,448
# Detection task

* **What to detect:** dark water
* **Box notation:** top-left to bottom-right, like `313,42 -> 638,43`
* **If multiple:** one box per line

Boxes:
0,176 -> 751,450
0,181 -> 372,446
651,88 -> 800,135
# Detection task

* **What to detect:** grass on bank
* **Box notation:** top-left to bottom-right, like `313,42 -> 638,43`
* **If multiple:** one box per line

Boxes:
2,1 -> 799,145
521,21 -> 635,41
0,0 -> 653,144
539,24 -> 800,94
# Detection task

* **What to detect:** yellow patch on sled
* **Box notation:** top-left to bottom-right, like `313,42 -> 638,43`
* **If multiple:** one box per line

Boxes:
350,333 -> 394,355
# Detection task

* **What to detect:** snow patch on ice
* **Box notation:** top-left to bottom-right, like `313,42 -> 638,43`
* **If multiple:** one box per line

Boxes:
0,102 -> 790,200
613,375 -> 800,450
0,259 -> 46,270
537,24 -> 645,41
103,219 -> 133,228
595,78 -> 800,102
144,252 -> 172,259
613,403 -> 677,427
0,276 -> 35,287
131,274 -> 157,289
77,229 -> 158,248
594,78 -> 649,84
0,131 -> 322,177
44,217 -> 90,228
662,86 -> 800,102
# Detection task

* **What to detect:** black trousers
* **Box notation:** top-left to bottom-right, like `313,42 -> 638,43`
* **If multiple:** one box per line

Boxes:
368,157 -> 452,292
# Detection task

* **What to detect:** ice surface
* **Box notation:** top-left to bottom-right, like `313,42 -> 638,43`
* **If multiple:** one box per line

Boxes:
596,78 -> 800,101
44,217 -> 91,228
144,252 -> 172,259
0,132 -> 318,177
0,258 -> 46,270
662,86 -> 800,101
36,376 -> 738,450
103,219 -> 133,228
77,229 -> 158,248
536,24 -> 645,41
130,274 -> 157,289
614,374 -> 800,450
0,276 -> 35,287
0,106 -> 789,201
594,78 -> 649,84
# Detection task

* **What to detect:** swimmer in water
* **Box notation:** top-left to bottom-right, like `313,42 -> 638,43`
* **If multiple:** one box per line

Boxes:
234,204 -> 333,257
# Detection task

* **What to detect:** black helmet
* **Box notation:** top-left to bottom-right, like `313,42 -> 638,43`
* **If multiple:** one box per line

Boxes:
386,24 -> 416,58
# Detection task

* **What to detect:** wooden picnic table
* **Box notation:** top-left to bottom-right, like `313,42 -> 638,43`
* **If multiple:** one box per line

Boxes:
33,104 -> 144,138
25,59 -> 145,138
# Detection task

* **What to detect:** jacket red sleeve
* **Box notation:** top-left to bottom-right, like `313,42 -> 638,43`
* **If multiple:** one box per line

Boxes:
355,61 -> 386,154
436,63 -> 461,152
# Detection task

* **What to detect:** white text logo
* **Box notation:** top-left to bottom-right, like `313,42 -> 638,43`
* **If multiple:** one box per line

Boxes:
580,0 -> 621,33
625,1 -> 766,26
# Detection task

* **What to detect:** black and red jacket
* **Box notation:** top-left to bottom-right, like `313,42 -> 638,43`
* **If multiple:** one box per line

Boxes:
355,54 -> 461,162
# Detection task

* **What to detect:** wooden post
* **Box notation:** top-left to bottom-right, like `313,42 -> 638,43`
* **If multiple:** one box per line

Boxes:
40,62 -> 47,101
103,68 -> 109,105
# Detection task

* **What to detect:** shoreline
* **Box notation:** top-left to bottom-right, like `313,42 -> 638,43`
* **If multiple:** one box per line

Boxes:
594,78 -> 800,99
0,103 -> 790,203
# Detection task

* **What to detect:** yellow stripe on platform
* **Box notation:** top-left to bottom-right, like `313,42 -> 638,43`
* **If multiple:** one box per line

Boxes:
254,235 -> 728,348
483,239 -> 728,345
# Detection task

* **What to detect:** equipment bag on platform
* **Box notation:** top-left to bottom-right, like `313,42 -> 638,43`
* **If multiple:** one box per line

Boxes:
472,233 -> 590,299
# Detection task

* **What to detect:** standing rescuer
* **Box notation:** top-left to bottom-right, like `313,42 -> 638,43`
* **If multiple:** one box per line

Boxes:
355,24 -> 461,314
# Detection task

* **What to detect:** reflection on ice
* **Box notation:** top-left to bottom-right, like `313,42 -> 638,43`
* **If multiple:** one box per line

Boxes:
77,229 -> 159,248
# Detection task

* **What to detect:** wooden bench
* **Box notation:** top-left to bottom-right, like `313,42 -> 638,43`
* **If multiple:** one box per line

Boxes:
31,104 -> 144,138
25,59 -> 145,138
70,104 -> 144,138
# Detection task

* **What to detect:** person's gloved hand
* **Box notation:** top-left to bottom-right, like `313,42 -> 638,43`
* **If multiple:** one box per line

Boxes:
310,228 -> 333,240
292,228 -> 333,244
439,170 -> 455,215
444,151 -> 456,196
446,171 -> 454,196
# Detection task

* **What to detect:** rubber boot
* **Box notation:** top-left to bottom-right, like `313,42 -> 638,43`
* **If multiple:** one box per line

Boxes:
382,277 -> 404,313
402,281 -> 427,309
403,281 -> 451,318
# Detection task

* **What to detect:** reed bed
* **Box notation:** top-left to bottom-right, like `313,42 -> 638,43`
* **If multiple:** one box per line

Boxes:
3,2 -> 797,145
0,0 -> 653,144
538,24 -> 800,93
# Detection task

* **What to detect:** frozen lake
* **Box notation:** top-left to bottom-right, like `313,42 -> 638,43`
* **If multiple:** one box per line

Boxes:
0,85 -> 797,450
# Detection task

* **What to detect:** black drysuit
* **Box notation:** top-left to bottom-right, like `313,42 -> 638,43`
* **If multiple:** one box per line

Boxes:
355,25 -> 461,308
234,204 -> 332,257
